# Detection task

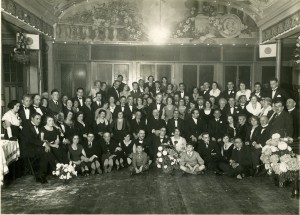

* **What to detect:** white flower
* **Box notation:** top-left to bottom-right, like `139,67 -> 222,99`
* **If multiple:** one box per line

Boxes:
287,146 -> 292,151
157,152 -> 162,157
59,175 -> 64,180
162,150 -> 167,156
270,146 -> 278,152
55,171 -> 60,176
64,168 -> 68,172
265,163 -> 271,169
157,164 -> 161,168
279,162 -> 288,173
163,165 -> 168,169
171,162 -> 175,165
272,133 -> 281,139
158,146 -> 163,151
73,171 -> 77,176
66,172 -> 71,180
52,171 -> 56,175
278,142 -> 288,150
158,158 -> 163,162
56,163 -> 62,169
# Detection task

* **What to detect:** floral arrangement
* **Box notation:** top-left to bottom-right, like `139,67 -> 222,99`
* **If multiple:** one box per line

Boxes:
260,133 -> 300,183
156,145 -> 180,173
52,162 -> 77,183
294,36 -> 300,64
172,7 -> 196,39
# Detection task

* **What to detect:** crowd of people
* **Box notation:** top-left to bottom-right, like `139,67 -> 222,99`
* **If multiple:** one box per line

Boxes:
2,74 -> 299,183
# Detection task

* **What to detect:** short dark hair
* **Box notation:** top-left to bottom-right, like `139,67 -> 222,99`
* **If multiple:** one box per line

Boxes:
274,99 -> 284,106
7,100 -> 19,109
51,89 -> 59,95
136,143 -> 143,148
202,132 -> 210,137
31,112 -> 41,119
96,92 -> 102,96
77,87 -> 84,92
118,74 -> 123,78
254,82 -> 262,87
31,94 -> 40,100
148,75 -> 154,80
270,77 -> 278,82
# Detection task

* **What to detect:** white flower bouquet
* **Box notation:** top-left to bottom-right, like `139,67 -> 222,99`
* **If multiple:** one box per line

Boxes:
52,162 -> 77,183
156,145 -> 180,173
260,133 -> 299,184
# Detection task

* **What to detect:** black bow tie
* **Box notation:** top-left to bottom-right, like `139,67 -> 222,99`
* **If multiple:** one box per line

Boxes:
24,107 -> 29,109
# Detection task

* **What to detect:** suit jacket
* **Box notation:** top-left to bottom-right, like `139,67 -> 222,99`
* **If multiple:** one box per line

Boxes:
256,125 -> 271,146
18,105 -> 33,126
196,140 -> 221,164
225,105 -> 240,120
152,136 -> 172,159
208,118 -> 227,140
245,126 -> 260,143
82,139 -> 102,158
130,90 -> 142,100
269,110 -> 294,137
144,82 -> 155,94
230,147 -> 252,166
251,90 -> 266,100
147,117 -> 166,133
73,96 -> 85,108
236,104 -> 249,116
118,82 -> 126,92
288,108 -> 299,139
114,104 -> 135,120
91,101 -> 102,116
48,99 -> 63,117
107,86 -> 120,101
267,87 -> 290,102
200,89 -> 210,100
236,124 -> 248,142
79,105 -> 94,130
99,139 -> 119,156
176,91 -> 187,99
167,118 -> 184,136
185,117 -> 206,139
221,89 -> 236,100
130,118 -> 146,135
149,102 -> 165,118
30,105 -> 48,116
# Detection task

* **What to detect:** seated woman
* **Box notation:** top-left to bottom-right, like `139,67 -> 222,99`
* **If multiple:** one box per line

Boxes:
162,97 -> 176,122
120,133 -> 136,166
226,115 -> 237,140
75,112 -> 89,141
93,109 -> 110,139
180,142 -> 205,175
82,132 -> 102,175
177,98 -> 186,120
171,128 -> 187,153
72,100 -> 80,114
63,111 -> 76,144
95,101 -> 112,124
129,144 -> 149,175
111,111 -> 131,144
246,95 -> 262,116
2,100 -> 22,140
135,97 -> 147,120
63,99 -> 74,118
191,87 -> 200,102
101,132 -> 119,173
68,134 -> 89,176
40,116 -> 68,164
217,134 -> 234,175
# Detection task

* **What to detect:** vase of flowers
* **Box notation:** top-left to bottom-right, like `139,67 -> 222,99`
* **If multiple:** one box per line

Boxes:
260,133 -> 300,192
156,145 -> 180,174
52,162 -> 77,184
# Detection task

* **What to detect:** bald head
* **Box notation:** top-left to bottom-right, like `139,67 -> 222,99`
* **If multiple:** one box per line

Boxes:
260,116 -> 269,126
286,99 -> 296,110
103,132 -> 111,142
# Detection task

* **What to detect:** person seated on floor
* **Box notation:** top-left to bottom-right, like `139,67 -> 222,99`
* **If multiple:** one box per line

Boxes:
132,129 -> 152,166
170,128 -> 187,153
129,143 -> 149,175
68,134 -> 89,176
216,134 -> 234,175
82,132 -> 102,175
100,132 -> 119,172
196,132 -> 221,171
218,138 -> 252,180
119,132 -> 135,166
180,142 -> 205,175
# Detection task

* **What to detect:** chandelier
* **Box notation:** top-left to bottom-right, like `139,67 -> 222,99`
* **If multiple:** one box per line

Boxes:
12,32 -> 30,64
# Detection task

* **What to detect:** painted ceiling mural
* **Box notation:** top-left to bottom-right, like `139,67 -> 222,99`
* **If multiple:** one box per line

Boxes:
52,0 -> 278,43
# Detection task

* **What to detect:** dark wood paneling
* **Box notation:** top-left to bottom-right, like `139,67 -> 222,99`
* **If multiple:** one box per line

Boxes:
224,46 -> 254,61
180,47 -> 221,61
55,44 -> 89,61
91,45 -> 135,60
136,46 -> 179,61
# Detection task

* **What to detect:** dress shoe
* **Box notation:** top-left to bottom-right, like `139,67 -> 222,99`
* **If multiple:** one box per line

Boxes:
36,176 -> 47,184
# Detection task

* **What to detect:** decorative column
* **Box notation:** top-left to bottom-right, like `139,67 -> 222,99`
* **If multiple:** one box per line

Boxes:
276,39 -> 282,81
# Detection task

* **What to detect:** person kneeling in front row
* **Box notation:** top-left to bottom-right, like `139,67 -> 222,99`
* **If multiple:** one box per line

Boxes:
180,142 -> 205,175
129,144 -> 149,175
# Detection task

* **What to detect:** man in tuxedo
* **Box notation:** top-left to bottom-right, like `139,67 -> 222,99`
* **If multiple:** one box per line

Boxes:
251,116 -> 271,175
177,83 -> 187,99
91,92 -> 103,117
167,109 -> 184,136
153,81 -> 163,97
48,89 -> 63,119
269,99 -> 293,137
73,87 -> 85,108
149,93 -> 165,118
196,133 -> 221,171
138,79 -> 145,93
20,113 -> 56,183
131,111 -> 146,139
208,109 -> 226,146
185,109 -> 205,143
132,129 -> 152,164
236,114 -> 248,142
18,94 -> 33,126
82,132 -> 102,172
222,81 -> 236,100
251,82 -> 265,100
147,109 -> 166,135
196,97 -> 205,110
30,94 -> 47,123
107,80 -> 120,101
286,98 -> 299,139
267,78 -> 290,102
225,97 -> 239,121
124,96 -> 135,120
117,75 -> 126,92
151,127 -> 171,160
79,97 -> 94,131
236,95 -> 249,116
200,82 -> 210,100
61,95 -> 68,108
130,82 -> 142,99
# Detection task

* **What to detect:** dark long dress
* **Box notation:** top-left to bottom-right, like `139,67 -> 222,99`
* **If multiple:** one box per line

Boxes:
120,140 -> 134,165
40,127 -> 68,164
111,119 -> 130,143
68,144 -> 87,170
75,121 -> 89,141
93,120 -> 110,139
